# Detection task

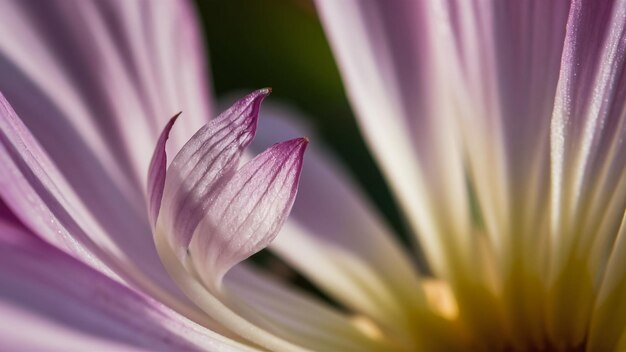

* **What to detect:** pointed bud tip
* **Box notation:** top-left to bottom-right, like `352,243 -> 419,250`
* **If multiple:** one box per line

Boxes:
268,137 -> 309,157
286,137 -> 309,149
253,87 -> 272,99
246,88 -> 271,111
171,111 -> 182,122
295,137 -> 309,149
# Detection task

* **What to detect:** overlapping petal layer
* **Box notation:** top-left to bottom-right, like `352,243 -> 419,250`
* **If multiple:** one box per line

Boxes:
549,0 -> 626,347
0,0 -> 213,314
316,0 -> 626,349
0,219 -> 253,352
157,90 -> 268,260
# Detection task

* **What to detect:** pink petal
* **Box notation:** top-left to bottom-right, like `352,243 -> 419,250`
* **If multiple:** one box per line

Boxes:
0,221 -> 255,352
189,137 -> 308,285
0,0 -> 212,192
0,196 -> 20,228
0,92 -> 112,274
0,0 -> 215,318
157,90 -> 269,259
153,135 -> 311,351
0,93 -> 204,324
147,113 -> 181,228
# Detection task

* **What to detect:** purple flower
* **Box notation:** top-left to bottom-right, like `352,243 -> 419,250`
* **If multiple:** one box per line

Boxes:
0,0 -> 625,351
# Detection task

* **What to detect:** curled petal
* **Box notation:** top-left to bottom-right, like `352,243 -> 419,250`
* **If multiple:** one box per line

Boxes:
189,137 -> 308,286
147,112 -> 181,228
154,137 -> 310,351
157,89 -> 269,259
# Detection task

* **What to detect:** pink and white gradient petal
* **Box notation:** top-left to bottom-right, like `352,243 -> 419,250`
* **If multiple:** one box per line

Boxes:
0,220 -> 255,352
157,90 -> 268,261
0,0 -> 217,331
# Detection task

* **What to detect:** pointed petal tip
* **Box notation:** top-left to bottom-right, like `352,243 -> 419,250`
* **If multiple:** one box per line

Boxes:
272,137 -> 309,157
231,89 -> 272,133
165,111 -> 182,129
248,87 -> 272,101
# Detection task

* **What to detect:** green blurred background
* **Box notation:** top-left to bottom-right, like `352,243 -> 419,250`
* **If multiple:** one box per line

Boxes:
195,0 -> 409,245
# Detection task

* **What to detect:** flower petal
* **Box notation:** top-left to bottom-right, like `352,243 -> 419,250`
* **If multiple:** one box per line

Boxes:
0,221 -> 256,352
189,137 -> 308,286
315,0 -> 575,343
548,0 -> 626,345
155,133 -> 312,352
314,0 -> 471,279
0,0 -> 212,191
587,212 -> 626,351
0,93 -> 225,333
0,92 -> 113,274
224,265 -> 394,352
148,113 -> 181,228
0,0 -> 215,313
157,90 -> 269,260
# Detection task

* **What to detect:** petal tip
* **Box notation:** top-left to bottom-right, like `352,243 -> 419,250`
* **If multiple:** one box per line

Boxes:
273,137 -> 309,156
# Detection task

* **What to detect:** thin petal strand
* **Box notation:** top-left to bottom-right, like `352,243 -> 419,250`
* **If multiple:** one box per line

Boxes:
147,113 -> 181,228
548,0 -> 626,344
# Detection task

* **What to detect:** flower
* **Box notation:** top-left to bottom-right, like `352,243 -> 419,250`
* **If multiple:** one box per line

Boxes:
0,1 -> 624,352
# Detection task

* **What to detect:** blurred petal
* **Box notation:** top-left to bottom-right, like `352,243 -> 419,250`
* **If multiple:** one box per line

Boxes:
0,193 -> 20,227
0,0 -> 218,328
587,212 -> 626,351
224,265 -> 394,352
0,0 -> 213,291
315,0 -> 576,343
0,92 -> 114,274
158,90 -> 268,259
0,221 -> 256,352
548,0 -> 626,344
0,93 -> 223,332
314,0 -> 470,279
0,0 -> 212,191
449,1 -> 571,344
